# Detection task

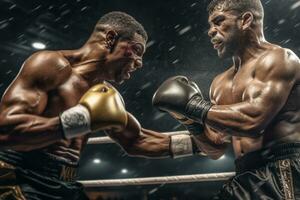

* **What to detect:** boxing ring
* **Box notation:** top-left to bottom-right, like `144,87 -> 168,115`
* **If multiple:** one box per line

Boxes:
80,131 -> 235,187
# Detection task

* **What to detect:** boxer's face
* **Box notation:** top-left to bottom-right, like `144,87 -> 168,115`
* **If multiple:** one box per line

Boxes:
105,33 -> 146,84
208,10 -> 242,58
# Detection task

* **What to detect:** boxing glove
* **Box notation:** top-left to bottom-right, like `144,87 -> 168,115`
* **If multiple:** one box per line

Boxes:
60,83 -> 127,139
152,76 -> 212,124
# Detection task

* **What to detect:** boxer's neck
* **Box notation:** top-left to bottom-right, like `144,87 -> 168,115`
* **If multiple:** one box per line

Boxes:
232,27 -> 268,70
61,42 -> 110,86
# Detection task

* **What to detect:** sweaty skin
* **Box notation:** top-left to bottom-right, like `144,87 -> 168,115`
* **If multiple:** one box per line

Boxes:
0,31 -> 146,163
0,51 -> 89,162
207,46 -> 300,157
108,9 -> 300,161
204,9 -> 300,158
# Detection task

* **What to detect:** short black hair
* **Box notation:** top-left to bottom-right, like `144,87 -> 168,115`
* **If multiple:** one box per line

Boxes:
95,11 -> 148,41
207,0 -> 264,21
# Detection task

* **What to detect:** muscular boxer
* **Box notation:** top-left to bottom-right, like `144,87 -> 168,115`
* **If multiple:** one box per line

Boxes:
152,0 -> 300,199
0,11 -> 148,199
110,1 -> 300,199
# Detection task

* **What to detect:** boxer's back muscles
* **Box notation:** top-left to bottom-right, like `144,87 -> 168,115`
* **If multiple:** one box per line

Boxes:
0,50 -> 90,162
208,46 -> 300,157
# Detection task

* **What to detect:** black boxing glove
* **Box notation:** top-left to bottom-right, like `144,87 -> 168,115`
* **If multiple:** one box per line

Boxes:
152,76 -> 212,124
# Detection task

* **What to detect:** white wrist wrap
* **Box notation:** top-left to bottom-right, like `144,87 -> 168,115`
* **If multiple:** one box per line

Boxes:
60,104 -> 91,139
170,134 -> 193,159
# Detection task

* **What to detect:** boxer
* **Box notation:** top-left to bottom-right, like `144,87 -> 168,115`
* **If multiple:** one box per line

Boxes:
0,11 -> 147,199
153,0 -> 300,199
110,1 -> 300,199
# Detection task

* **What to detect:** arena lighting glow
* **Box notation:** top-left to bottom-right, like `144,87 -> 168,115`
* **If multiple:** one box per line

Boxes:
121,168 -> 128,174
93,158 -> 101,164
32,42 -> 46,49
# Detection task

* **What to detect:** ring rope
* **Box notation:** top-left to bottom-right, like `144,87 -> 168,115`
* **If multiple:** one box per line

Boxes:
80,172 -> 235,187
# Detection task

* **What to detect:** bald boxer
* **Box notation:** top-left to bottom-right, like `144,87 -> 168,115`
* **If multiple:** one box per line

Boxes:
110,1 -> 300,199
0,11 -> 147,200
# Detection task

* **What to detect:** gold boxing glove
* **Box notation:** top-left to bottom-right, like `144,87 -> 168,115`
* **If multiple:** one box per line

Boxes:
60,83 -> 128,139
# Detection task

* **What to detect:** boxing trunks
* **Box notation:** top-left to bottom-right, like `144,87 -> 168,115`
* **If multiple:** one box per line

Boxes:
0,150 -> 89,200
212,142 -> 300,200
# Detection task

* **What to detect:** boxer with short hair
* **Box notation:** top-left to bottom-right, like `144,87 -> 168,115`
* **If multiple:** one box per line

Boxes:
111,1 -> 300,199
0,11 -> 149,199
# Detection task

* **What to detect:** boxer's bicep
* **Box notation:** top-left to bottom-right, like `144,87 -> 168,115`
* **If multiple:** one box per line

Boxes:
0,51 -> 71,149
242,79 -> 290,130
207,49 -> 299,137
1,51 -> 71,117
0,80 -> 48,116
242,50 -> 299,131
0,80 -> 62,150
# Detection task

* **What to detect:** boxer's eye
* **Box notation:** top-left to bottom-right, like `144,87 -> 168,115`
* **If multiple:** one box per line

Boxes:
213,15 -> 225,26
133,43 -> 144,57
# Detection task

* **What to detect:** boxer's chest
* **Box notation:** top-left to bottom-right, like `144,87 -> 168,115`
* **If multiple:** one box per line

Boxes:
43,73 -> 89,117
211,64 -> 255,105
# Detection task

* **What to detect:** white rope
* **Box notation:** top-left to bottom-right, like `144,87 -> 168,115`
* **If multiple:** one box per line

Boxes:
80,172 -> 235,187
87,131 -> 189,144
84,132 -> 235,187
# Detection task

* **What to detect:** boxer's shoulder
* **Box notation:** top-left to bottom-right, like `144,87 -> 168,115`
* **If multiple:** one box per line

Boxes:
256,47 -> 300,81
22,50 -> 72,76
19,51 -> 72,90
261,47 -> 298,63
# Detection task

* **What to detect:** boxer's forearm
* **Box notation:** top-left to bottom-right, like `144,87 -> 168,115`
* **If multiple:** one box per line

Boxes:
110,128 -> 171,159
128,129 -> 171,158
0,114 -> 63,151
106,112 -> 171,158
206,103 -> 266,137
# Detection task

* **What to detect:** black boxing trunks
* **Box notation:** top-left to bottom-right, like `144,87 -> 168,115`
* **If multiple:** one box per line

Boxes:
0,150 -> 89,200
212,142 -> 300,200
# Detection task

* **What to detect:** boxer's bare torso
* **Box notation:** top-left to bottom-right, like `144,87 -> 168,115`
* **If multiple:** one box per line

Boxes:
0,50 -> 94,163
0,28 -> 147,163
208,45 -> 300,157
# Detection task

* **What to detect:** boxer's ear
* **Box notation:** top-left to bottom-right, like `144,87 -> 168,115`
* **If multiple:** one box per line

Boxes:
105,30 -> 118,51
240,12 -> 254,31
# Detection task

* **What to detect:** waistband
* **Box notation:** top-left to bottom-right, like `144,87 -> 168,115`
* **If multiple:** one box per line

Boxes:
235,142 -> 300,174
0,150 -> 79,182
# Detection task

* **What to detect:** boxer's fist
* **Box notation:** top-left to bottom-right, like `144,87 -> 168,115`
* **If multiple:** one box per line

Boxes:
152,76 -> 212,123
79,84 -> 127,131
60,83 -> 127,139
152,76 -> 199,114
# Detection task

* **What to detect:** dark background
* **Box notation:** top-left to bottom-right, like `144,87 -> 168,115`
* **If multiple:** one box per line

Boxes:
0,0 -> 300,199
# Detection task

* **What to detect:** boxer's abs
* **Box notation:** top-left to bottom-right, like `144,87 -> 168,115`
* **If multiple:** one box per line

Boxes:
0,137 -> 86,167
42,137 -> 86,162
